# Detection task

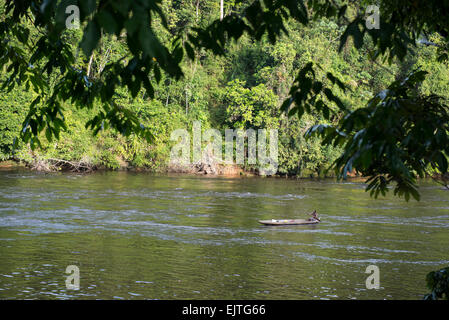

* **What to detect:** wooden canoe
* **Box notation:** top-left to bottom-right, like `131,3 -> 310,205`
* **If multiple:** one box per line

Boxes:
258,218 -> 319,226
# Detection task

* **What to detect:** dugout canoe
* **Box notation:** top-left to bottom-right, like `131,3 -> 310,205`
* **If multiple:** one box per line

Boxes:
258,219 -> 319,226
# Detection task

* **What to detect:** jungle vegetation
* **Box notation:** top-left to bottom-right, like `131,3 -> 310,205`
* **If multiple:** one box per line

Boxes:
0,0 -> 448,201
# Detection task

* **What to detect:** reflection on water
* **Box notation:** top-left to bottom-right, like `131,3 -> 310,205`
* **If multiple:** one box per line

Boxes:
0,171 -> 448,299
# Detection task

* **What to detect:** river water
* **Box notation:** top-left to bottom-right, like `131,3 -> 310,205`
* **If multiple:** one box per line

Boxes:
0,170 -> 448,300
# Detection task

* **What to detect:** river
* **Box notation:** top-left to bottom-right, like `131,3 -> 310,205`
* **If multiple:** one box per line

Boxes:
0,170 -> 448,299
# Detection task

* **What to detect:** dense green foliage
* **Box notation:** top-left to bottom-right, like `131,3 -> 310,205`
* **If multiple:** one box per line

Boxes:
307,70 -> 449,201
0,0 -> 449,196
424,266 -> 449,300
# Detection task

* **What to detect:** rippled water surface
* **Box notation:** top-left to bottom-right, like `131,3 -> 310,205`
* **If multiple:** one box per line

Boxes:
0,170 -> 448,299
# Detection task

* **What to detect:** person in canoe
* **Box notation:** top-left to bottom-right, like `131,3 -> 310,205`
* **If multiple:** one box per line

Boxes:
308,210 -> 320,222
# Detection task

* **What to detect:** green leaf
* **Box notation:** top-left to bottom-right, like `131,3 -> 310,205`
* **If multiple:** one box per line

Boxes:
81,20 -> 101,57
185,42 -> 195,61
97,10 -> 119,35
288,106 -> 298,117
280,98 -> 293,112
339,18 -> 364,51
45,127 -> 52,142
80,0 -> 97,16
154,65 -> 161,83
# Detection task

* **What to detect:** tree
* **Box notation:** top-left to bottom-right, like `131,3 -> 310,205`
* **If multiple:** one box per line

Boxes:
223,79 -> 278,129
305,70 -> 449,201
1,0 -> 448,200
424,266 -> 449,300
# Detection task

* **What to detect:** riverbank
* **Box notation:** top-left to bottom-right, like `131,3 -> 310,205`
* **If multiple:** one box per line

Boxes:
0,160 -> 26,170
0,157 -> 248,176
0,158 -> 338,178
3,160 -> 449,191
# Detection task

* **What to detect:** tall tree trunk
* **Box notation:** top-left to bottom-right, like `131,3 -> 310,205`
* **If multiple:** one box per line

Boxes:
185,87 -> 189,115
220,0 -> 223,21
87,53 -> 94,78
165,79 -> 171,107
